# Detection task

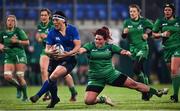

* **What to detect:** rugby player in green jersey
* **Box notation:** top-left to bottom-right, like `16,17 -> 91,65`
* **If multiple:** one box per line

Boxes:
36,8 -> 77,101
152,3 -> 180,103
0,15 -> 29,101
78,26 -> 168,106
121,4 -> 153,101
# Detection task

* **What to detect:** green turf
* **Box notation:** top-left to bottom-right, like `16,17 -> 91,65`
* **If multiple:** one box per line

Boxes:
0,84 -> 179,110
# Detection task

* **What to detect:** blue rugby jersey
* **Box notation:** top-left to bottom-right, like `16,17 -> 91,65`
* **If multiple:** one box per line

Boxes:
46,24 -> 80,52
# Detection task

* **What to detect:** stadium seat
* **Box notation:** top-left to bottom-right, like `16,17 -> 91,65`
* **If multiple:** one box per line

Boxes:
27,9 -> 38,20
77,4 -> 85,20
86,4 -> 96,20
96,4 -> 107,20
14,9 -> 26,20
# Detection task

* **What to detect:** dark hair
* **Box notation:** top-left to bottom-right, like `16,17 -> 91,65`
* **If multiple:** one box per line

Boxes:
163,3 -> 175,14
54,11 -> 67,20
129,4 -> 141,13
94,26 -> 112,40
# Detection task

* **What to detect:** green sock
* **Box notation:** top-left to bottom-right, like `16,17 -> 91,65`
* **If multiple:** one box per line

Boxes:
149,87 -> 157,95
97,96 -> 106,103
69,87 -> 77,96
138,72 -> 149,85
21,85 -> 28,99
172,75 -> 180,96
8,78 -> 21,88
144,74 -> 149,85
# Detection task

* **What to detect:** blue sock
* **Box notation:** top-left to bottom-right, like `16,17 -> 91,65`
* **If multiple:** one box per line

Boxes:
36,80 -> 50,97
49,80 -> 58,100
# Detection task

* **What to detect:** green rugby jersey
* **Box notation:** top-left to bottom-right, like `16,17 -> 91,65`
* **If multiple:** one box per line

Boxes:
153,17 -> 180,49
83,42 -> 122,79
0,27 -> 28,54
37,20 -> 53,43
122,17 -> 153,48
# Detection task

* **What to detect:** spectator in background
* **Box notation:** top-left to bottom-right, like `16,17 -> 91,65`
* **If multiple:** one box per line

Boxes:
36,8 -> 78,101
0,15 -> 29,101
121,4 -> 153,101
152,3 -> 180,103
30,10 -> 81,108
78,26 -> 168,106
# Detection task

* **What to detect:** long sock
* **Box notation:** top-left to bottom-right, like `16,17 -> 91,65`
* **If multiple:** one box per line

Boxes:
149,87 -> 157,95
21,85 -> 28,99
69,86 -> 77,96
8,78 -> 21,88
36,80 -> 50,97
138,72 -> 149,85
172,75 -> 180,96
49,80 -> 58,100
97,96 -> 106,103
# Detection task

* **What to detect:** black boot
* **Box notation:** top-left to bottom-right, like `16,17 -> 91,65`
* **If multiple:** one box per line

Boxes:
142,92 -> 150,101
46,97 -> 60,108
170,95 -> 178,103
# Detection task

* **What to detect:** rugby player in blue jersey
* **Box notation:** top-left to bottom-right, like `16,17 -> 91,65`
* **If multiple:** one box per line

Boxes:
30,10 -> 81,108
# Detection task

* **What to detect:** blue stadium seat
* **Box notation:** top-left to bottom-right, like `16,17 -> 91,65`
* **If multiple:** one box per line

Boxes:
77,4 -> 85,20
85,4 -> 96,20
14,9 -> 26,20
27,9 -> 38,20
113,4 -> 128,20
63,4 -> 73,20
96,4 -> 107,20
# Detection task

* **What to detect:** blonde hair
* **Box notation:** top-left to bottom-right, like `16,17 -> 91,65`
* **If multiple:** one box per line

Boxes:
6,15 -> 17,27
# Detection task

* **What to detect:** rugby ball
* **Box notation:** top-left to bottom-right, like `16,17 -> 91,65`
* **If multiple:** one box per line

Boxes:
54,44 -> 64,54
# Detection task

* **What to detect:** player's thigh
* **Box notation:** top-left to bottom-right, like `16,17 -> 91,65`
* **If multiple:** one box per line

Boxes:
40,55 -> 49,69
4,64 -> 15,71
15,63 -> 26,72
171,57 -> 180,74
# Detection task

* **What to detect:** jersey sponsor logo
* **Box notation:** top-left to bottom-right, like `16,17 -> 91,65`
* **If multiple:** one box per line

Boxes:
92,49 -> 98,51
162,23 -> 168,26
3,35 -> 8,39
127,25 -> 133,28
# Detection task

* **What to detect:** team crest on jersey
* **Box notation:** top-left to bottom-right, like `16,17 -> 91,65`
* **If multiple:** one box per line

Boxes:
174,22 -> 179,27
45,29 -> 49,33
137,24 -> 143,30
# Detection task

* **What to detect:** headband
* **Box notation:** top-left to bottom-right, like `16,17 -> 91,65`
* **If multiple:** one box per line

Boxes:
52,14 -> 66,21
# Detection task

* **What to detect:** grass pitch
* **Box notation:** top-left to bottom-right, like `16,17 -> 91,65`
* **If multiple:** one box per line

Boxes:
0,84 -> 179,110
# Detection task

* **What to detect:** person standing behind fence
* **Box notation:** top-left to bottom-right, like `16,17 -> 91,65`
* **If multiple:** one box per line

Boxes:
152,3 -> 180,103
121,4 -> 153,101
36,8 -> 78,101
0,15 -> 29,101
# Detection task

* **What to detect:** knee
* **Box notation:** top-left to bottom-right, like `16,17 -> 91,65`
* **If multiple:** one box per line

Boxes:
4,75 -> 12,81
84,98 -> 95,105
4,71 -> 13,81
